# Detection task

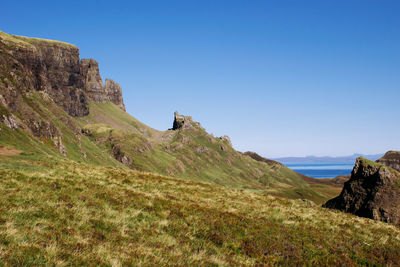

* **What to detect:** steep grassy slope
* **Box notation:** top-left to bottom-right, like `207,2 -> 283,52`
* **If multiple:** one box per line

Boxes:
78,102 -> 339,203
0,92 -> 124,168
0,155 -> 399,265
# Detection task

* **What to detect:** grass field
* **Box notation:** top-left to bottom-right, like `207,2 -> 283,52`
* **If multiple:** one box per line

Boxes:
0,155 -> 399,265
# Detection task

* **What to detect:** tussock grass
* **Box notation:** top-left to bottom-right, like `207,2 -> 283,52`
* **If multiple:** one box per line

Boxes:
0,30 -> 77,48
0,157 -> 399,265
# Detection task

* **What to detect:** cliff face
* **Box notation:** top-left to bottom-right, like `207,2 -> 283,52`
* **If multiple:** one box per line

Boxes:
80,59 -> 125,111
323,157 -> 400,224
0,32 -> 88,117
0,31 -> 126,156
105,79 -> 125,111
377,151 -> 400,172
0,31 -> 126,118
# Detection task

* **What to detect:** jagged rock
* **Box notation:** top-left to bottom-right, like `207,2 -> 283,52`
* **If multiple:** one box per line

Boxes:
0,32 -> 89,117
80,59 -> 126,111
2,115 -> 18,129
30,120 -> 58,138
323,157 -> 400,224
377,151 -> 400,172
172,111 -> 201,130
53,136 -> 67,157
0,31 -> 126,119
105,79 -> 126,111
80,59 -> 105,102
111,144 -> 132,167
219,135 -> 232,147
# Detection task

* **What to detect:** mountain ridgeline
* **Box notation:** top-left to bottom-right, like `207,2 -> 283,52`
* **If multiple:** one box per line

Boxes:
0,30 -> 339,202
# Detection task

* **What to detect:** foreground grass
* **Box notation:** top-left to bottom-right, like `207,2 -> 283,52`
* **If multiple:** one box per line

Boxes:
0,156 -> 399,266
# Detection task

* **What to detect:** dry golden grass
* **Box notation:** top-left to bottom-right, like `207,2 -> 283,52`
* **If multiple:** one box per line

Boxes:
0,156 -> 399,265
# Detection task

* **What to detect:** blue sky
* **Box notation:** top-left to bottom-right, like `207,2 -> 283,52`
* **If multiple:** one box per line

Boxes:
1,0 -> 399,157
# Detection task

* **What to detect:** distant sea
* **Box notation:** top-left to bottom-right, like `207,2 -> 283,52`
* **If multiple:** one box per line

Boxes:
284,162 -> 354,179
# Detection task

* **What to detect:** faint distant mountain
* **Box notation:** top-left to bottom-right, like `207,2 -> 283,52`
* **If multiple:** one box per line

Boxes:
272,153 -> 384,164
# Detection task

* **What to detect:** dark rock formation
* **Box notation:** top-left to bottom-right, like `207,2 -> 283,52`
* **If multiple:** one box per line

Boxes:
80,59 -> 125,111
0,31 -> 126,120
105,79 -> 125,111
80,59 -> 105,102
172,111 -> 200,130
377,151 -> 400,172
323,157 -> 400,224
111,144 -> 132,167
0,32 -> 89,117
219,135 -> 232,147
0,31 -> 127,157
244,151 -> 283,166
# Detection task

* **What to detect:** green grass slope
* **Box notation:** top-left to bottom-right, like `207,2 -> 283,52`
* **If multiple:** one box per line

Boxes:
0,156 -> 399,265
79,102 -> 339,203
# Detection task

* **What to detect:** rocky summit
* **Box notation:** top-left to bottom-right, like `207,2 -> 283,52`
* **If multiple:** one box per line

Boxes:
377,150 -> 400,172
323,157 -> 400,224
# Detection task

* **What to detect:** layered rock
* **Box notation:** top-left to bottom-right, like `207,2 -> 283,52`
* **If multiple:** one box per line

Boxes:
0,31 -> 88,117
80,59 -> 125,111
172,111 -> 201,130
0,31 -> 126,157
323,157 -> 400,224
105,79 -> 125,111
80,59 -> 105,102
377,151 -> 400,172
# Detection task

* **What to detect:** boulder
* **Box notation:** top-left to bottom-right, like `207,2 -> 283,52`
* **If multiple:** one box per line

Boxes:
323,157 -> 400,224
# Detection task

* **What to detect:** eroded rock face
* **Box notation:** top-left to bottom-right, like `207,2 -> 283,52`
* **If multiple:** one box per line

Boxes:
111,144 -> 132,167
0,34 -> 89,117
0,32 -> 126,121
172,111 -> 201,130
80,59 -> 125,111
1,115 -> 18,129
377,151 -> 400,172
80,59 -> 105,102
323,157 -> 400,224
105,79 -> 125,111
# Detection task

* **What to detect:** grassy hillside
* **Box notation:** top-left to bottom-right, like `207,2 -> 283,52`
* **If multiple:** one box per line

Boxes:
0,155 -> 399,265
0,89 -> 339,203
78,102 -> 339,203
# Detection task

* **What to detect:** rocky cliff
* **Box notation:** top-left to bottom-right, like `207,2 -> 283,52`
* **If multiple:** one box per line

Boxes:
377,151 -> 400,172
172,111 -> 201,130
0,31 -> 125,117
0,30 -> 126,156
80,59 -> 125,111
323,157 -> 400,224
0,31 -> 88,117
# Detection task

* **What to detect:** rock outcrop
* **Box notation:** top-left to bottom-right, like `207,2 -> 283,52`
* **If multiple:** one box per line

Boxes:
0,31 -> 126,120
80,59 -> 125,111
244,151 -> 283,166
0,31 -> 89,117
80,59 -> 105,102
219,135 -> 232,147
323,157 -> 400,224
172,111 -> 201,130
105,79 -> 125,111
377,151 -> 400,172
0,31 -> 127,157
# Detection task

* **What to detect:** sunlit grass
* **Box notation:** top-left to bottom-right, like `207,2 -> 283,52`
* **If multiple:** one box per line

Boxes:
0,157 -> 399,265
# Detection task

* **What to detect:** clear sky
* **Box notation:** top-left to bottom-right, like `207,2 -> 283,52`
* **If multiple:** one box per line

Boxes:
1,0 -> 399,157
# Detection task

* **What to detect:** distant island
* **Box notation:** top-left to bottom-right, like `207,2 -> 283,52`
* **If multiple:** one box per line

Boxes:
272,153 -> 384,164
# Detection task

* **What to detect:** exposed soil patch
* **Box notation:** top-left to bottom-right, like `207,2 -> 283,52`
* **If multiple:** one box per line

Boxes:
0,145 -> 22,157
